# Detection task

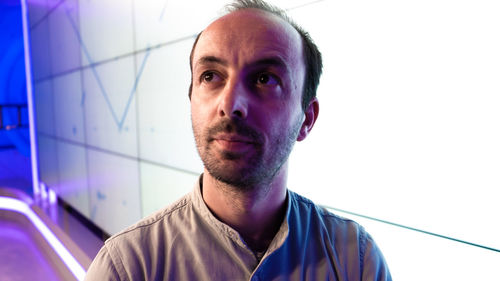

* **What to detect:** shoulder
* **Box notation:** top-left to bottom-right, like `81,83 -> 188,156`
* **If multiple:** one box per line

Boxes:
288,190 -> 362,233
288,190 -> 392,280
289,190 -> 377,249
288,190 -> 370,254
107,192 -> 192,246
85,193 -> 195,280
84,245 -> 120,281
99,194 -> 191,264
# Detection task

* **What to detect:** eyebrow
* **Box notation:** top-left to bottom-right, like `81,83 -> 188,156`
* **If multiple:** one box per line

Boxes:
251,57 -> 288,70
195,55 -> 289,72
196,56 -> 228,67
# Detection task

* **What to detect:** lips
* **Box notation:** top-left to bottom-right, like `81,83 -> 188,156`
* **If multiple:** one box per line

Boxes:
213,134 -> 255,144
212,134 -> 257,153
205,118 -> 264,154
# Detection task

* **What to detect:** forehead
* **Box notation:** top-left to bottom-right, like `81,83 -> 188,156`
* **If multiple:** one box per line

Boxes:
193,9 -> 304,70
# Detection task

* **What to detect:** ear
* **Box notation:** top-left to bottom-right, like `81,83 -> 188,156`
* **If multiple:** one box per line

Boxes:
297,97 -> 319,141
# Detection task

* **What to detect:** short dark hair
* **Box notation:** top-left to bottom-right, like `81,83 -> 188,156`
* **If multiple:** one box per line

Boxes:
189,0 -> 323,111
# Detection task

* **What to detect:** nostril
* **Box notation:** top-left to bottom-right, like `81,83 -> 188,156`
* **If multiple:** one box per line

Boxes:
217,88 -> 247,119
219,109 -> 226,117
232,110 -> 243,118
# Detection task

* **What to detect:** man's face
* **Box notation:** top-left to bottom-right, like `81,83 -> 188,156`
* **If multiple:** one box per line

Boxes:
190,9 -> 307,189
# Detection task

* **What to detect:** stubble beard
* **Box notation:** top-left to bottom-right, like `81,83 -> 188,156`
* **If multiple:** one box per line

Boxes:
193,117 -> 302,191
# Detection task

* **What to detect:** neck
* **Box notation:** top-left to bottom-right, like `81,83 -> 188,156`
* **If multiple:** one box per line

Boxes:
201,166 -> 288,252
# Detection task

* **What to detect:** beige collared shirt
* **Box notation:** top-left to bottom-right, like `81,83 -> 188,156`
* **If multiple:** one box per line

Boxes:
85,177 -> 391,280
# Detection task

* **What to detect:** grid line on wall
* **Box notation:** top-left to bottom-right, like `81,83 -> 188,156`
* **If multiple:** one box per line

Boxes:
37,131 -> 200,177
33,34 -> 197,84
323,205 -> 500,253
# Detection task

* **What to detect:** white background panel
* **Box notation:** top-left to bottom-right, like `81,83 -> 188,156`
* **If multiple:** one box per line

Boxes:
136,40 -> 203,173
78,0 -> 134,65
288,0 -> 500,250
34,80 -> 55,135
36,135 -> 59,189
267,0 -> 311,10
56,141 -> 90,218
333,209 -> 500,281
87,149 -> 141,234
29,19 -> 51,80
133,0 -> 228,50
52,71 -> 85,143
82,56 -> 138,157
140,162 -> 198,217
48,0 -> 82,75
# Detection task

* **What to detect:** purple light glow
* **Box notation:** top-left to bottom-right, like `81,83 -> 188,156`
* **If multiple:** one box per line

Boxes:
0,196 -> 86,281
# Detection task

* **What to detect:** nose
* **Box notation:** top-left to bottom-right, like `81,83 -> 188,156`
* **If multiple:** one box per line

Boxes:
218,80 -> 248,119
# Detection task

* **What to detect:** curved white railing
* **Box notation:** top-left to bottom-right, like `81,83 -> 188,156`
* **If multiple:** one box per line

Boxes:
0,196 -> 86,281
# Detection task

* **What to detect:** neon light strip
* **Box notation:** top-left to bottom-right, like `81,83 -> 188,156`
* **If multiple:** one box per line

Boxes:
20,0 -> 40,196
0,196 -> 86,280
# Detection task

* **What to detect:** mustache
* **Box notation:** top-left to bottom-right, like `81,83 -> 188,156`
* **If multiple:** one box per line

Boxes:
207,118 -> 264,144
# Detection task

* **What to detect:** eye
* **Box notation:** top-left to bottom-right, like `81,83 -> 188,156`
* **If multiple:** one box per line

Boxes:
256,73 -> 279,86
200,71 -> 222,83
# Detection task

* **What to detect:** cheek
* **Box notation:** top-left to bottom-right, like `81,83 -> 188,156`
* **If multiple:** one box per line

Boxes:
191,92 -> 218,118
191,96 -> 209,119
259,113 -> 290,139
190,102 -> 205,134
275,109 -> 304,139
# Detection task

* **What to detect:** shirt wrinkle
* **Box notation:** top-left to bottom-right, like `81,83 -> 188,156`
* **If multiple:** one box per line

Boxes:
111,197 -> 191,240
107,241 -> 127,281
359,226 -> 367,276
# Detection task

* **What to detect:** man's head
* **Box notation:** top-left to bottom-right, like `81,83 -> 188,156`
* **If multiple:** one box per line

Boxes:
189,0 -> 321,189
189,0 -> 323,112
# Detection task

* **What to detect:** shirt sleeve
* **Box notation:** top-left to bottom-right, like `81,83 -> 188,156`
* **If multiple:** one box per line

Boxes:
360,231 -> 392,281
84,245 -> 122,281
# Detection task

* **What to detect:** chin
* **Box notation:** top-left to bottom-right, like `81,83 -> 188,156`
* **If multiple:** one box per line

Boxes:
209,163 -> 277,191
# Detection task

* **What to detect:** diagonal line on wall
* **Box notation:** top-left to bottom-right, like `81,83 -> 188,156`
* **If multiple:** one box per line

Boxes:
63,5 -> 151,131
322,205 -> 500,253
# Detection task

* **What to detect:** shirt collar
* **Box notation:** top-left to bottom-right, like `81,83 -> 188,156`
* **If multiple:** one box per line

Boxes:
190,174 -> 292,256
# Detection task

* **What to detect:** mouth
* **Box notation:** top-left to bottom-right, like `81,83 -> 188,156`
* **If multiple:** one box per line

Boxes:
211,134 -> 259,153
205,118 -> 264,154
213,134 -> 255,143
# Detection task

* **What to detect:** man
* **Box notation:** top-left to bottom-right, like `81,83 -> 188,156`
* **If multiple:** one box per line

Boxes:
85,0 -> 392,280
